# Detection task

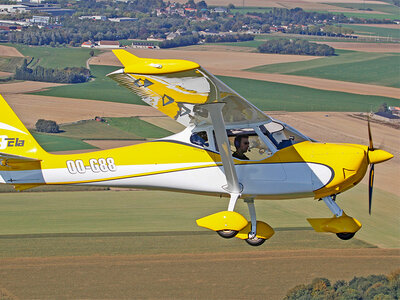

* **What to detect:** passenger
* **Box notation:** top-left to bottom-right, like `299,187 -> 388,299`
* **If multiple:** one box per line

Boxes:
232,135 -> 249,160
190,131 -> 209,147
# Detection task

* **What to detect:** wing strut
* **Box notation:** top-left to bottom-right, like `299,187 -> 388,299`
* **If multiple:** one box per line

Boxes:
201,103 -> 242,199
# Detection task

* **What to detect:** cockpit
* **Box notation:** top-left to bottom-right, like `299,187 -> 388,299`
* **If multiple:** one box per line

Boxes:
188,120 -> 310,161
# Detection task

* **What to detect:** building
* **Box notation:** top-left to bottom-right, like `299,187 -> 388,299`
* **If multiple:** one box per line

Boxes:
30,15 -> 50,25
81,41 -> 94,48
0,5 -> 28,14
79,16 -> 107,21
97,40 -> 120,49
108,17 -> 137,22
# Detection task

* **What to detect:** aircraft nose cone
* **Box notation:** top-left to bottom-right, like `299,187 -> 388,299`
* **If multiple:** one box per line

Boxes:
368,149 -> 394,164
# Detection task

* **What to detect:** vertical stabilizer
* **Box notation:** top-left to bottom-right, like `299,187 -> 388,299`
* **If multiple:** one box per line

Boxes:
0,94 -> 46,159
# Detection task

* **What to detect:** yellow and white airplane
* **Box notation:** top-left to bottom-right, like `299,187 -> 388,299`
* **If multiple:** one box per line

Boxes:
0,50 -> 393,246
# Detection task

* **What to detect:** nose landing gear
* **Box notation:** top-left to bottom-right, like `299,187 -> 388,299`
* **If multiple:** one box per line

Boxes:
307,195 -> 362,239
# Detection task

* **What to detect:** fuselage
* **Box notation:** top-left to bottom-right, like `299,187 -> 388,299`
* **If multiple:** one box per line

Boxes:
0,131 -> 371,200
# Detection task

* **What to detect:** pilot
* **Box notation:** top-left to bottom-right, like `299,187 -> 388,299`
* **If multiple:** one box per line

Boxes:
232,135 -> 249,160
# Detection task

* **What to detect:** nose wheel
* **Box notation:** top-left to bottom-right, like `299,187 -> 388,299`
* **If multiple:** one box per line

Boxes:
245,236 -> 266,246
336,232 -> 355,240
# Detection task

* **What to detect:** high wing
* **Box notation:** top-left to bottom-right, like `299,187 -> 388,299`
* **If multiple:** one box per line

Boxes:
107,50 -> 270,127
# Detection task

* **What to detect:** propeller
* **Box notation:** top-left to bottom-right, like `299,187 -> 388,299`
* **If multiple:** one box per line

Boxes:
367,116 -> 374,215
366,116 -> 393,214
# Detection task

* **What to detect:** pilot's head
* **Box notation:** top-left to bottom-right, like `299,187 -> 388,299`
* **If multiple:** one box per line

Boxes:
234,135 -> 249,153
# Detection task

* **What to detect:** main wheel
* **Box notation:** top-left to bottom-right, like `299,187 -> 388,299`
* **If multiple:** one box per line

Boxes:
336,232 -> 355,240
217,230 -> 238,239
245,236 -> 266,247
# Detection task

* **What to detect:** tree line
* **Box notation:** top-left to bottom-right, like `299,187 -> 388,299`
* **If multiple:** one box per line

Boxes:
15,59 -> 90,83
258,38 -> 335,56
285,270 -> 399,299
204,33 -> 254,43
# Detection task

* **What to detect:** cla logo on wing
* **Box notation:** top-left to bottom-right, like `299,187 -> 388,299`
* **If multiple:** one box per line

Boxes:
0,135 -> 25,150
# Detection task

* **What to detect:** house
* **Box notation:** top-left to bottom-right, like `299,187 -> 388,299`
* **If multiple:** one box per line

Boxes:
81,41 -> 94,48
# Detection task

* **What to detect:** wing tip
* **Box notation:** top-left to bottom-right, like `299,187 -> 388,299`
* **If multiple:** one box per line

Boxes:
112,49 -> 140,67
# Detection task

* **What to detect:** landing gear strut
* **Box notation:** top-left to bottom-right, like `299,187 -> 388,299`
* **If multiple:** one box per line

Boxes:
244,198 -> 266,246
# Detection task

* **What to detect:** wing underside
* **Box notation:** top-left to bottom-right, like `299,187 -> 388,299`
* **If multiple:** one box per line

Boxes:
108,50 -> 270,127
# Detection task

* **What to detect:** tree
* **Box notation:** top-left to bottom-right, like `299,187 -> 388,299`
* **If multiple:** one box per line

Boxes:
35,119 -> 60,133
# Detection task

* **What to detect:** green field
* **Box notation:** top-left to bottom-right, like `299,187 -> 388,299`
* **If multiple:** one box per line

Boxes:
33,65 -> 143,104
0,183 -> 397,248
230,7 -> 273,14
338,24 -> 400,38
330,2 -> 400,15
57,120 -> 142,140
7,44 -> 100,69
31,132 -> 97,152
106,117 -> 172,139
248,51 -> 400,88
58,117 -> 172,140
219,75 -> 400,111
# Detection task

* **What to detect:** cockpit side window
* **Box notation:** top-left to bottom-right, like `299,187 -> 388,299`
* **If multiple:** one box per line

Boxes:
260,122 -> 308,150
226,128 -> 273,161
190,131 -> 209,148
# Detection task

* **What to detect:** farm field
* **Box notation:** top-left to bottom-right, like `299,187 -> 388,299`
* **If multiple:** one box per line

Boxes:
29,63 -> 400,111
248,51 -> 400,88
341,24 -> 400,38
31,132 -> 97,152
8,44 -> 100,69
0,249 -> 397,300
0,185 -> 397,247
5,94 -> 159,128
0,187 -> 398,299
33,65 -> 143,104
218,75 -> 399,111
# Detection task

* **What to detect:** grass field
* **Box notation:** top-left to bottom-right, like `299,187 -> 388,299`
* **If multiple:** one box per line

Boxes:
0,184 -> 397,248
218,75 -> 400,111
33,65 -> 143,104
7,44 -> 100,69
248,51 -> 400,88
31,132 -> 97,152
106,117 -> 172,139
57,120 -> 142,140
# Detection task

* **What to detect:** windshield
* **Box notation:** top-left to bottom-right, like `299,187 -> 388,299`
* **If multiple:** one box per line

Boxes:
259,122 -> 308,149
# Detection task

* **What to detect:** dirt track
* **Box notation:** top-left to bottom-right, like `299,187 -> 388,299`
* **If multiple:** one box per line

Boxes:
0,249 -> 398,299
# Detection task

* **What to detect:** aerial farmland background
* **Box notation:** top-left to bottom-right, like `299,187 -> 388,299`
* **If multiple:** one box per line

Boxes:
0,0 -> 399,298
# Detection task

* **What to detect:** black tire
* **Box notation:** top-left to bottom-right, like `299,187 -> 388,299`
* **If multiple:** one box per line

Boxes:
245,236 -> 266,246
217,230 -> 238,239
336,232 -> 355,240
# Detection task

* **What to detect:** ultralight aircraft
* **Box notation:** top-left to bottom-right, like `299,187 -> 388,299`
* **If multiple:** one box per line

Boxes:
0,50 -> 393,246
